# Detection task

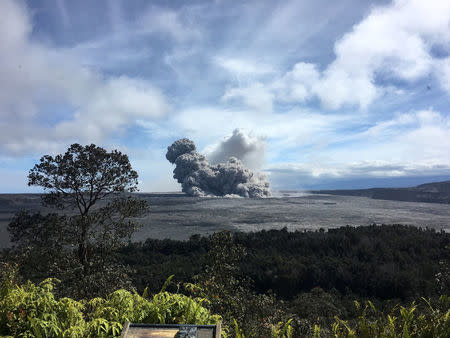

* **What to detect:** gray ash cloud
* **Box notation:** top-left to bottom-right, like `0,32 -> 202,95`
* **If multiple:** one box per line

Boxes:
166,138 -> 271,197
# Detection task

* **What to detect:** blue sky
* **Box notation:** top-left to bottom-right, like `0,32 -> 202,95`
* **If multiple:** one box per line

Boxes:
1,0 -> 450,192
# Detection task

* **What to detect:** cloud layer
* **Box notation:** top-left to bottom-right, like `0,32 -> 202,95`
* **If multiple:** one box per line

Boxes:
0,0 -> 170,155
1,0 -> 449,192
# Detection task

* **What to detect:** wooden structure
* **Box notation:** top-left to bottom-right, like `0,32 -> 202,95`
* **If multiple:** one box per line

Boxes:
120,322 -> 221,338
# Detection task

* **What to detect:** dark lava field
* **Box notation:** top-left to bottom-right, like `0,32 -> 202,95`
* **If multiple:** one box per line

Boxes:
0,192 -> 449,247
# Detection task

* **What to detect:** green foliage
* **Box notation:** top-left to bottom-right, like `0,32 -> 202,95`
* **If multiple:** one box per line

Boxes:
270,318 -> 293,338
9,143 -> 149,298
313,324 -> 321,338
328,297 -> 450,337
0,278 -> 85,337
192,231 -> 249,320
232,318 -> 293,338
122,225 -> 450,301
3,224 -> 450,337
0,270 -> 220,338
7,211 -> 67,249
187,231 -> 290,337
233,319 -> 245,338
86,287 -> 219,328
28,143 -> 139,205
436,245 -> 450,295
1,259 -> 449,337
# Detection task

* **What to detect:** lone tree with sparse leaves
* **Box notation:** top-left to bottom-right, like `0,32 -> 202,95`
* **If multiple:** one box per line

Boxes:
9,144 -> 148,297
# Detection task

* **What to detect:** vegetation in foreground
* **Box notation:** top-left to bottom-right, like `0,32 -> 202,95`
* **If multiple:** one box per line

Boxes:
1,261 -> 449,337
2,226 -> 450,337
0,264 -> 219,337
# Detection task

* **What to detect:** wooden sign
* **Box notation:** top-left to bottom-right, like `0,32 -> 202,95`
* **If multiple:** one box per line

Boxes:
120,322 -> 221,338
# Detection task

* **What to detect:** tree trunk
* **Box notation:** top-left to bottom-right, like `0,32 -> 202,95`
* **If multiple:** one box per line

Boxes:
78,217 -> 89,275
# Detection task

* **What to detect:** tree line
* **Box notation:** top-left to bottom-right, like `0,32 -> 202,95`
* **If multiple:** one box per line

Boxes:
122,224 -> 449,300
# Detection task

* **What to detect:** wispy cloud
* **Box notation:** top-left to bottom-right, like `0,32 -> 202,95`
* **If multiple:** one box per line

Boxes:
215,57 -> 275,78
56,0 -> 70,27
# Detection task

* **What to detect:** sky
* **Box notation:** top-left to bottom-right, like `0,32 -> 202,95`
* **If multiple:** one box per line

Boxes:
1,0 -> 450,193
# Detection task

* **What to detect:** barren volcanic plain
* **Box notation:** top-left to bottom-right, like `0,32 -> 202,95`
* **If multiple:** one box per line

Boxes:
1,192 -> 449,248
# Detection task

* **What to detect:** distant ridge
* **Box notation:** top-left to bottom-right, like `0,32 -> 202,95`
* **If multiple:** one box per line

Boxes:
310,180 -> 450,204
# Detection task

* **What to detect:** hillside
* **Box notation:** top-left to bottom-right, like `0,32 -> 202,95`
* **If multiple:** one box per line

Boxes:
311,180 -> 450,204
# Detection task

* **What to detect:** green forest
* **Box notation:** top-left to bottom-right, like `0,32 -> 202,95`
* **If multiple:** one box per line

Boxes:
2,226 -> 450,337
1,144 -> 449,337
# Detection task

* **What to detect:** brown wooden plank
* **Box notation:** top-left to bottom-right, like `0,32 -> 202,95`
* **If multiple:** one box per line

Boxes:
121,323 -> 218,337
120,321 -> 130,338
126,328 -> 178,337
215,322 -> 221,338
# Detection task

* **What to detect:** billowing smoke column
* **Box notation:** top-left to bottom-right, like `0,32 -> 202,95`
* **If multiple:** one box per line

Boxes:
166,138 -> 271,197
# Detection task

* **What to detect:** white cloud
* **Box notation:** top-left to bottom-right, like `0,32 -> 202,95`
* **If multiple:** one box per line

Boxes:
137,6 -> 202,42
0,0 -> 170,155
215,57 -> 274,77
311,0 -> 450,109
169,106 -> 349,145
58,3 -> 202,71
222,83 -> 274,113
2,0 -> 450,192
317,0 -> 450,108
272,62 -> 320,102
349,109 -> 450,163
224,0 -> 450,111
159,105 -> 357,170
54,76 -> 169,141
266,108 -> 450,188
313,66 -> 379,110
206,129 -> 266,170
136,104 -> 450,190
267,161 -> 450,190
435,58 -> 450,93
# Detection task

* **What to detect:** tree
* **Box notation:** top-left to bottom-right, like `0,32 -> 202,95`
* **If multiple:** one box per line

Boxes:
28,143 -> 139,211
189,231 -> 286,337
7,211 -> 69,283
10,144 -> 148,297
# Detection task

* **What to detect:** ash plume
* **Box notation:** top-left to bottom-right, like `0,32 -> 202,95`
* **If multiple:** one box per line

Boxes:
208,129 -> 266,170
166,138 -> 271,197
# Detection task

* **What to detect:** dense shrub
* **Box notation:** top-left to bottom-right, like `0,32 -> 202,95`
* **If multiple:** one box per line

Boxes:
0,264 -> 220,338
329,297 -> 450,337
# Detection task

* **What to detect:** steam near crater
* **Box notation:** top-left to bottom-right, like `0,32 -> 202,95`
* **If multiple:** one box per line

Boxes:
166,137 -> 271,198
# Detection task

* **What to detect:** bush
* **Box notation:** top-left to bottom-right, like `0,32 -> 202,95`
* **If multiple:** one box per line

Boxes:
329,297 -> 450,337
0,265 -> 220,338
